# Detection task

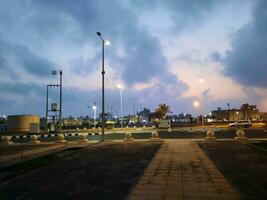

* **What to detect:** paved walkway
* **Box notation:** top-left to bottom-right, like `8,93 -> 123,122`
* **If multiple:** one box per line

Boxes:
128,140 -> 241,200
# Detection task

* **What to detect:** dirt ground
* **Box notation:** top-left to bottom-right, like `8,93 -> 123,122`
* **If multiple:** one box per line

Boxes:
0,141 -> 162,200
198,140 -> 267,200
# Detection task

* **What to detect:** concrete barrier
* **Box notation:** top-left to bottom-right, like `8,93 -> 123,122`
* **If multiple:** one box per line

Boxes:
235,129 -> 247,140
150,130 -> 162,142
3,136 -> 13,144
29,135 -> 40,144
79,133 -> 88,143
55,134 -> 66,143
124,132 -> 134,141
205,129 -> 216,140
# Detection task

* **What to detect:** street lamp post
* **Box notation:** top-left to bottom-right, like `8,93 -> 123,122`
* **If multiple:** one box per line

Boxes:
199,79 -> 204,127
193,101 -> 200,123
92,103 -> 97,129
96,32 -> 110,142
227,103 -> 230,121
117,84 -> 124,128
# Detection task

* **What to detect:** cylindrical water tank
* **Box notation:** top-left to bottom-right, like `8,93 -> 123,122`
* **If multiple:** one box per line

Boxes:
7,115 -> 40,133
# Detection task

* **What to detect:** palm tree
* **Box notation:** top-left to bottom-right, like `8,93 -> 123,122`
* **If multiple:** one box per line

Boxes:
155,103 -> 171,119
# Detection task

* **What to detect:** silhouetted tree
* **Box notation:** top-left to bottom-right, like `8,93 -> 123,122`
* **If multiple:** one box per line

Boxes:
155,104 -> 171,119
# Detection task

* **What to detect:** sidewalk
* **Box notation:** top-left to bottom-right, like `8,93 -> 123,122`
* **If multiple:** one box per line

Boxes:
128,139 -> 241,200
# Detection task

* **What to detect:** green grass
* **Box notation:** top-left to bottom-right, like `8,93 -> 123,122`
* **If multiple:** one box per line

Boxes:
0,147 -> 82,183
251,141 -> 267,150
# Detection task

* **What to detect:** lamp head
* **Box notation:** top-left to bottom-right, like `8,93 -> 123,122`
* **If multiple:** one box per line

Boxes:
52,70 -> 57,75
117,84 -> 123,89
104,40 -> 111,46
96,32 -> 101,36
193,101 -> 200,107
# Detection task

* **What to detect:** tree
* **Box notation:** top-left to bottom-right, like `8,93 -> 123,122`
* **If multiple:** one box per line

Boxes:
155,104 -> 171,119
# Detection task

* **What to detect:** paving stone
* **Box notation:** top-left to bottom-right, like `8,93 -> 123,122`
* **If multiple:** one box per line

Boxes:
127,140 -> 241,200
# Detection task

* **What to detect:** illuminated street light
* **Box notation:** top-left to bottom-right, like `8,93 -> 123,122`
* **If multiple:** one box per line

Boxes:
235,111 -> 239,121
193,101 -> 200,107
96,32 -> 110,142
199,78 -> 205,127
92,103 -> 97,129
227,103 -> 230,121
105,40 -> 111,46
117,84 -> 124,128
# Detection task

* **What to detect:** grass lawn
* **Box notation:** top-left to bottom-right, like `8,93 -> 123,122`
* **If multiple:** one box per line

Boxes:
0,141 -> 162,200
198,140 -> 267,200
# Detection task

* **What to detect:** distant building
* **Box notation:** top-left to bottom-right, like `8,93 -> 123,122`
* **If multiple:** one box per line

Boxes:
63,116 -> 83,126
0,116 -> 7,132
240,103 -> 260,121
128,115 -> 138,124
166,115 -> 178,122
138,108 -> 150,123
259,112 -> 267,121
177,113 -> 192,123
99,112 -> 113,121
148,112 -> 159,123
211,103 -> 260,121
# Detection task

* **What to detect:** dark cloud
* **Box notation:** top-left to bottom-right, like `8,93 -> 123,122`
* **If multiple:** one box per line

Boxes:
0,82 -> 44,96
0,0 -> 230,116
209,51 -> 223,63
120,33 -> 168,85
222,0 -> 267,88
69,55 -> 100,76
133,0 -> 222,33
0,40 -> 55,77
27,0 -> 221,86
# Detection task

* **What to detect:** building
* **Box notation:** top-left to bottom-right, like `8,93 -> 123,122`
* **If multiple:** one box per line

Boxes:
259,112 -> 267,121
211,103 -> 260,121
128,115 -> 138,124
99,112 -> 113,121
138,108 -> 150,123
240,103 -> 260,121
177,113 -> 192,123
63,116 -> 83,126
7,115 -> 40,134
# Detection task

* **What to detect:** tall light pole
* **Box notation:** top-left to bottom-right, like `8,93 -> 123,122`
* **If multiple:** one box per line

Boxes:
46,84 -> 49,131
52,70 -> 63,133
131,98 -> 137,123
92,103 -> 97,129
96,32 -> 110,142
227,103 -> 230,121
117,84 -> 124,128
193,101 -> 200,123
199,78 -> 204,127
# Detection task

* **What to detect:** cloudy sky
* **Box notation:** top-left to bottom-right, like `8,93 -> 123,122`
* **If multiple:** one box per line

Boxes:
0,0 -> 267,117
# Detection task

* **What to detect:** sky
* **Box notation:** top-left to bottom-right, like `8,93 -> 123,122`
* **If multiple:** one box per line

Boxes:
0,0 -> 267,117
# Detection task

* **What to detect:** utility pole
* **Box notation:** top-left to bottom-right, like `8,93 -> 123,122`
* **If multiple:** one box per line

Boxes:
46,69 -> 62,134
59,70 -> 62,133
96,32 -> 110,141
46,84 -> 49,131
227,103 -> 230,121
131,98 -> 137,122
